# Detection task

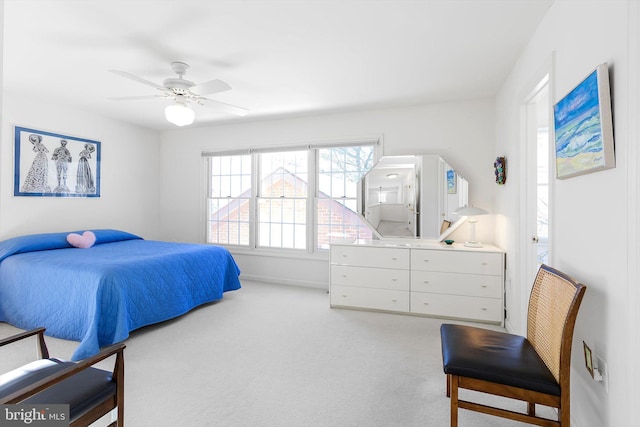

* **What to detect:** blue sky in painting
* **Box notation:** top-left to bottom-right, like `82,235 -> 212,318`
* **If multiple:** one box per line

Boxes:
554,70 -> 602,158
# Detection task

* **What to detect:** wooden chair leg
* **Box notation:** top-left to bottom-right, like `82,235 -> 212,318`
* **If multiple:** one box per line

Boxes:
450,375 -> 459,427
559,389 -> 570,425
446,374 -> 451,397
117,351 -> 125,427
559,405 -> 569,426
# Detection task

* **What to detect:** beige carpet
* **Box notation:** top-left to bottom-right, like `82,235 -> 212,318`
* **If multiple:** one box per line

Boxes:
0,280 -> 556,426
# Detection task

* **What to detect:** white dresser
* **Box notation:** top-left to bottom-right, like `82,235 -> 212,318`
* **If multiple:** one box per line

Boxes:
330,240 -> 505,325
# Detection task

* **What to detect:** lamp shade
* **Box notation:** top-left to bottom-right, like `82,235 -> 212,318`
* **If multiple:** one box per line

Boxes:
165,101 -> 195,126
454,206 -> 488,216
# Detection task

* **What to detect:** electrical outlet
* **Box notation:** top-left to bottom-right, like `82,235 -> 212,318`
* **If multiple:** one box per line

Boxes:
596,356 -> 608,393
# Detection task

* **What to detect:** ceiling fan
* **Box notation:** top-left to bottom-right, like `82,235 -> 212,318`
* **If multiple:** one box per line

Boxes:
109,61 -> 248,126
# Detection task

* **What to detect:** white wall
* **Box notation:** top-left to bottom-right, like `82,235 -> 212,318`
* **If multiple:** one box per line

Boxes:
495,0 -> 638,425
0,92 -> 162,239
159,99 -> 496,286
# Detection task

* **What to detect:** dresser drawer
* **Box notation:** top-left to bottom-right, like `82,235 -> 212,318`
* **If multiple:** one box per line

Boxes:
411,271 -> 502,298
410,292 -> 502,323
331,265 -> 409,291
331,246 -> 409,269
411,249 -> 503,275
331,285 -> 409,312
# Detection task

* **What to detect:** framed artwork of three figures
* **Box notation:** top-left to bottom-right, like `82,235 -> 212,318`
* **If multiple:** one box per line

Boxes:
14,126 -> 101,198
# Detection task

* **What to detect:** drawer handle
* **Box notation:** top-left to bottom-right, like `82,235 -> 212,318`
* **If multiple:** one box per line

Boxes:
423,302 -> 429,305
342,274 -> 347,278
423,259 -> 430,262
481,307 -> 487,311
392,257 -> 398,260
481,262 -> 488,266
423,281 -> 429,284
392,278 -> 397,282
392,299 -> 397,302
342,294 -> 348,298
342,254 -> 348,257
481,285 -> 487,288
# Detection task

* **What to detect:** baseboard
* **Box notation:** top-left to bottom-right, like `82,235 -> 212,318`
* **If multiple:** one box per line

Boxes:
239,274 -> 328,290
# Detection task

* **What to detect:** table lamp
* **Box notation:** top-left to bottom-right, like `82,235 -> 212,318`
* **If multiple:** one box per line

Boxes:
454,206 -> 488,247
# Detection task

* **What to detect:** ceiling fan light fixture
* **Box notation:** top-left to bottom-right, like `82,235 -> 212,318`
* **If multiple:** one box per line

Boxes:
110,62 -> 247,125
165,99 -> 195,126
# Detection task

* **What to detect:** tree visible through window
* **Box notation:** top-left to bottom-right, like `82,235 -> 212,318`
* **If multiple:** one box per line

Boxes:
317,146 -> 374,249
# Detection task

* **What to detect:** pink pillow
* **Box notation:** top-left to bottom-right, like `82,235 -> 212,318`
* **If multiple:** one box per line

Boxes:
67,231 -> 96,249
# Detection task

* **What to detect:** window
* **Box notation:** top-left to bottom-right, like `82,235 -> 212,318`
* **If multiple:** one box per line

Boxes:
204,141 -> 377,253
206,154 -> 252,246
257,151 -> 308,249
536,125 -> 549,265
317,146 -> 374,249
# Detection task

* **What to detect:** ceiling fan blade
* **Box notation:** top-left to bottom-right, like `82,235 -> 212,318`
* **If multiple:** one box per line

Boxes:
199,98 -> 248,116
109,70 -> 167,91
190,79 -> 232,96
107,95 -> 170,101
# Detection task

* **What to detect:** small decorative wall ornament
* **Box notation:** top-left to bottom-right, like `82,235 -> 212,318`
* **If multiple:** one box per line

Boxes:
494,156 -> 506,185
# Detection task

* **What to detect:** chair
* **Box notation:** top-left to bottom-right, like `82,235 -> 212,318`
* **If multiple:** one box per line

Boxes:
440,264 -> 586,426
0,327 -> 125,427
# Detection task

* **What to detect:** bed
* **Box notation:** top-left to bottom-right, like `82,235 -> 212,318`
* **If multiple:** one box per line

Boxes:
0,229 -> 241,360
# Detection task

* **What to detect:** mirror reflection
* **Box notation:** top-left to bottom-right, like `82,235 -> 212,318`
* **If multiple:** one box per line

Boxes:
357,155 -> 468,240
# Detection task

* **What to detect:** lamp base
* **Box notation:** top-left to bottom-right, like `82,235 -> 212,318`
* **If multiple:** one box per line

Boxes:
464,241 -> 484,248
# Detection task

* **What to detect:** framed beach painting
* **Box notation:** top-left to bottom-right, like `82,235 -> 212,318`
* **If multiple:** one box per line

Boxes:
553,63 -> 615,179
14,126 -> 101,197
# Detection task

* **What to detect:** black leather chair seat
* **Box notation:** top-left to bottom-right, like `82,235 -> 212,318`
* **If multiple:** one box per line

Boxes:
441,324 -> 560,396
0,358 -> 116,421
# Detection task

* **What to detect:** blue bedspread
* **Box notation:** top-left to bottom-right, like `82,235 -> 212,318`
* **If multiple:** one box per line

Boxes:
0,230 -> 241,360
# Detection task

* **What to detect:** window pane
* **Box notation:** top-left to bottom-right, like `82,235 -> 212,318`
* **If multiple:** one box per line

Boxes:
210,156 -> 221,175
220,156 -> 231,175
209,175 -> 221,197
294,224 -> 306,249
316,198 -> 372,249
282,224 -> 294,248
220,176 -> 231,197
257,197 -> 306,249
270,223 -> 282,247
260,151 -> 308,197
537,128 -> 549,264
230,155 -> 241,173
318,146 -> 374,198
207,198 -> 250,246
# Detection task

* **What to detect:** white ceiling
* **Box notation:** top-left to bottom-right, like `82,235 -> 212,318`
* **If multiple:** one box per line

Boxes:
3,0 -> 553,131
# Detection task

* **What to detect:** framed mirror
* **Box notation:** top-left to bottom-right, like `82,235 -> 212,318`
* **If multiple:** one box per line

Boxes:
357,155 -> 468,241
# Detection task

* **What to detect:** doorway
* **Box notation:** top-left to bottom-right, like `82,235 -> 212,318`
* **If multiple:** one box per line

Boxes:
522,74 -> 551,329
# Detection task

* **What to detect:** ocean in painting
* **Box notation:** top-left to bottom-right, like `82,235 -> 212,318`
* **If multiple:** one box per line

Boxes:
554,70 -> 604,177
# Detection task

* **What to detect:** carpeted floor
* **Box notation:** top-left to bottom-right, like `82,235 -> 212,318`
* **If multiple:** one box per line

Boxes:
0,280 -> 556,426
